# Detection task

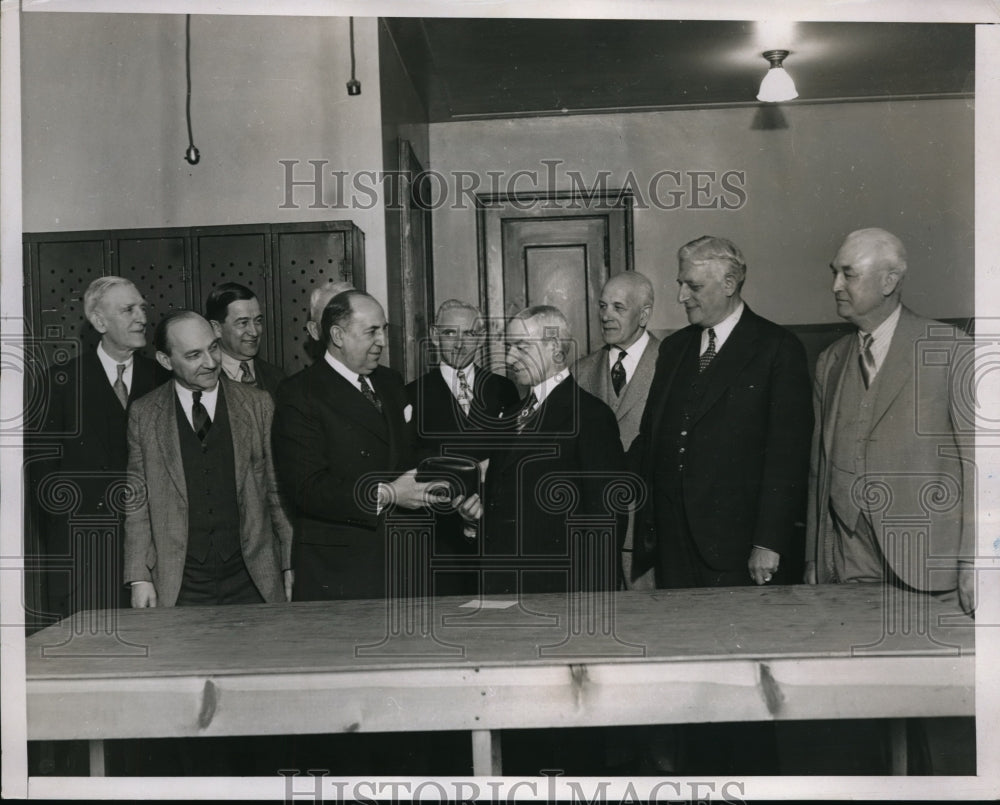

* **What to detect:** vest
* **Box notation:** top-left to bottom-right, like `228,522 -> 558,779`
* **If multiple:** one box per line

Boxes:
828,351 -> 882,527
175,387 -> 242,563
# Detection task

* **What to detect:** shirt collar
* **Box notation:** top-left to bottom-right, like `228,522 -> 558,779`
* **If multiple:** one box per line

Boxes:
607,329 -> 650,367
531,368 -> 570,407
96,341 -> 134,387
439,362 -> 476,397
702,301 -> 744,352
859,302 -> 902,372
220,349 -> 254,381
325,351 -> 369,388
173,378 -> 220,421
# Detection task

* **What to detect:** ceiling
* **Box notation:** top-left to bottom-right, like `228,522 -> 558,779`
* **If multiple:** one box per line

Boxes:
383,19 -> 976,122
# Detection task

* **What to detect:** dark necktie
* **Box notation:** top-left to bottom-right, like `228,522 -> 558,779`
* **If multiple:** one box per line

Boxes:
191,390 -> 212,442
699,328 -> 717,373
239,360 -> 255,384
610,349 -> 627,396
517,392 -> 538,431
859,332 -> 876,389
358,375 -> 383,413
113,363 -> 128,409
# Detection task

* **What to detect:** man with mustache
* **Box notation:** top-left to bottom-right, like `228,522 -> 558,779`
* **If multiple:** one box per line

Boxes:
205,281 -> 285,399
124,310 -> 292,608
272,290 -> 443,600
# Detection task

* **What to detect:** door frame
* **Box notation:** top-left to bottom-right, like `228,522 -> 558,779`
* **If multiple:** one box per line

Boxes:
475,189 -> 634,368
476,189 -> 635,335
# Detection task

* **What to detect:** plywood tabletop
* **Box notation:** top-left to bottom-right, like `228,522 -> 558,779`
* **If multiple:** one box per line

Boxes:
26,584 -> 973,680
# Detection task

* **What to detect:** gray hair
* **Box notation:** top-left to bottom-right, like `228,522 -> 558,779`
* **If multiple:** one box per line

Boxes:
605,272 -> 654,308
435,298 -> 483,323
678,235 -> 747,290
309,280 -> 355,324
515,304 -> 573,359
83,276 -> 138,322
843,228 -> 908,276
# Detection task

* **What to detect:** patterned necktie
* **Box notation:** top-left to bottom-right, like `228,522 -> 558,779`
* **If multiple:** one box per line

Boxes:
610,349 -> 627,396
113,363 -> 128,409
239,360 -> 255,384
859,332 -> 876,389
517,392 -> 538,432
699,328 -> 717,373
358,375 -> 383,413
456,368 -> 472,415
191,390 -> 212,442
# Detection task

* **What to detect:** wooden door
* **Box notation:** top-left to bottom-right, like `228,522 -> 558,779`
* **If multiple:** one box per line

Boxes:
478,193 -> 633,372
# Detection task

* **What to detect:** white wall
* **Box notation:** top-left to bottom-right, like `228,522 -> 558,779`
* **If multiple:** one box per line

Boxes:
429,99 -> 974,330
21,13 -> 391,306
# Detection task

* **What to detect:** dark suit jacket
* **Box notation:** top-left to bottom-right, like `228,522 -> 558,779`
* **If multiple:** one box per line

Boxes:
406,364 -> 520,461
806,307 -> 972,591
272,359 -> 416,600
123,378 -> 293,606
481,375 -> 627,595
253,356 -> 286,399
406,365 -> 519,596
30,349 -> 165,614
630,305 -> 813,576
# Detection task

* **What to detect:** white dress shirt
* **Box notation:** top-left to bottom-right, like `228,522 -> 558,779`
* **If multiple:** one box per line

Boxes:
439,362 -> 477,401
220,350 -> 256,383
324,351 -> 372,393
174,381 -> 219,428
858,303 -> 901,376
606,329 -> 650,385
531,368 -> 571,407
700,302 -> 744,355
96,341 -> 134,393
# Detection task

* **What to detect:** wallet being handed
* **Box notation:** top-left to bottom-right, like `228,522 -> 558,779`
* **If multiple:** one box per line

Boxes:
415,456 -> 480,499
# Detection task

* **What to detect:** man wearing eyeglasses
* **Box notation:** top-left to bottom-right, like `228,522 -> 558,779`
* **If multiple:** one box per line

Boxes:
406,299 -> 518,596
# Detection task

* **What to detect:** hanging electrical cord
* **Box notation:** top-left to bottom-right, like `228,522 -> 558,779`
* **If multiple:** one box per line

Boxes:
184,14 -> 200,164
346,17 -> 361,96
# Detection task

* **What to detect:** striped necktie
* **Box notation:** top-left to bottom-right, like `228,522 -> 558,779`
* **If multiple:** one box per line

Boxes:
699,328 -> 717,373
113,363 -> 128,409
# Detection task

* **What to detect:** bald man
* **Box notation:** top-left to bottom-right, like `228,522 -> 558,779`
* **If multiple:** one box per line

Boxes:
806,228 -> 974,614
575,272 -> 659,590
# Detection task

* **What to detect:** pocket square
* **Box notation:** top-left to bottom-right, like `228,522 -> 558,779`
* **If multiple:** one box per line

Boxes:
404,404 -> 413,423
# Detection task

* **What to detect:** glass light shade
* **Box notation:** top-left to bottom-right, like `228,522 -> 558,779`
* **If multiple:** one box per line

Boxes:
757,65 -> 798,102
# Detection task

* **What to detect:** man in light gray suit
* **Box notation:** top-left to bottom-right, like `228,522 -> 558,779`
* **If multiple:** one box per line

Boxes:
125,310 -> 292,608
575,271 -> 659,589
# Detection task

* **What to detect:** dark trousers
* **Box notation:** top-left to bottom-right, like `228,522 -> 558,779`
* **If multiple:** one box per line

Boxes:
175,549 -> 264,607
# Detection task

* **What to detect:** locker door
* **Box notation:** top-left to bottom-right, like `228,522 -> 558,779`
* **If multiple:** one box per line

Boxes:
272,228 -> 351,374
114,232 -> 191,360
192,228 -> 274,362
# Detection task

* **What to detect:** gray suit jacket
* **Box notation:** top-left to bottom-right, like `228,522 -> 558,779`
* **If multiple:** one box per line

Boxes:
124,377 -> 293,606
574,332 -> 660,450
806,306 -> 972,591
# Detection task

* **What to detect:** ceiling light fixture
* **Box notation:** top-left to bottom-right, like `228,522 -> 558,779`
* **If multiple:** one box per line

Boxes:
756,49 -> 798,103
183,14 -> 200,165
346,17 -> 361,96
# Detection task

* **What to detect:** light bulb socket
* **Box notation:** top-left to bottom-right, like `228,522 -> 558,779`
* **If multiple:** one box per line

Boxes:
762,49 -> 790,68
346,79 -> 362,96
184,145 -> 200,165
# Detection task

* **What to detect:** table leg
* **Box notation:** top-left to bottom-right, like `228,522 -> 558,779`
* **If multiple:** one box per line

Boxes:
889,718 -> 908,775
471,729 -> 502,775
89,739 -> 107,776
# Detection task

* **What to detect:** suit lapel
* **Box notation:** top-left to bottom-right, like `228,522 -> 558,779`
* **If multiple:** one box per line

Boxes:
617,334 -> 658,419
648,329 -> 698,438
153,383 -> 188,501
220,380 -> 251,494
871,307 -> 920,429
821,338 -> 853,453
321,362 -> 390,444
690,310 -> 761,424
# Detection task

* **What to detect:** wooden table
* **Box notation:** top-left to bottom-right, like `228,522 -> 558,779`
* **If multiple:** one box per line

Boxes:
25,584 -> 974,776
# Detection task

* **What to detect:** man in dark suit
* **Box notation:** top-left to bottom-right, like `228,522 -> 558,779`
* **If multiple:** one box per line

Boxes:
459,305 -> 626,596
32,276 -> 163,619
631,235 -> 813,590
125,310 -> 292,608
406,299 -> 519,596
272,290 -> 445,601
575,272 -> 660,590
205,281 -> 285,397
628,235 -> 812,775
